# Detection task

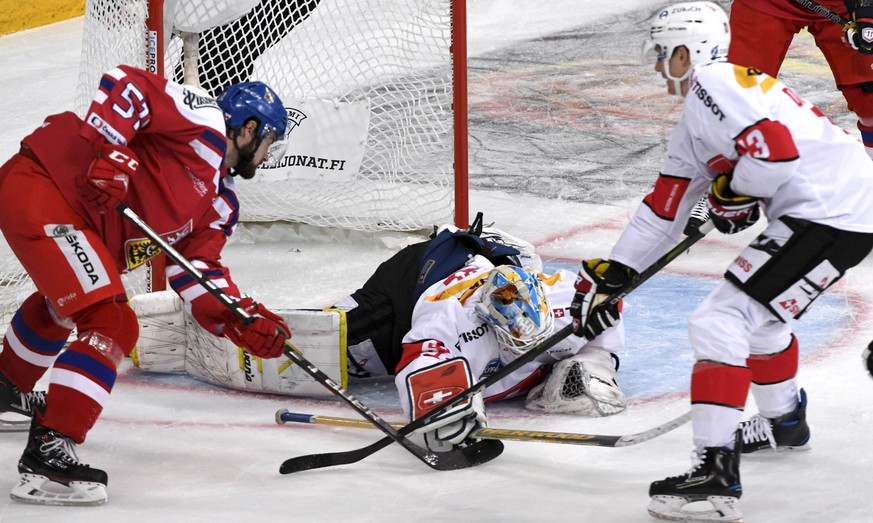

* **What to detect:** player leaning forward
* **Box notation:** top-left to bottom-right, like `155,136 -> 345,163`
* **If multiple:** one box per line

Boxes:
0,65 -> 292,505
570,3 -> 873,522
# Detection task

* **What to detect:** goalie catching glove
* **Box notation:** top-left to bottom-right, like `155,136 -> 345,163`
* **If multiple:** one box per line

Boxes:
81,143 -> 139,213
406,358 -> 486,452
222,297 -> 291,359
570,259 -> 634,340
706,173 -> 760,234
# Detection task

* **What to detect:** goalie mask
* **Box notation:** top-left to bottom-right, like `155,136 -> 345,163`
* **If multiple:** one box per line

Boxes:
642,2 -> 730,93
217,81 -> 289,164
476,265 -> 554,356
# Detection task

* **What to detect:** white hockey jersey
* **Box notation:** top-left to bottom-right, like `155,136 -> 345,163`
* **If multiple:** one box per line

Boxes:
610,62 -> 873,272
394,255 -> 624,419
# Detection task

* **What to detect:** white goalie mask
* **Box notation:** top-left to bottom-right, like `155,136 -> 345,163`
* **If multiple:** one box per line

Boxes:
476,265 -> 555,356
642,2 -> 730,92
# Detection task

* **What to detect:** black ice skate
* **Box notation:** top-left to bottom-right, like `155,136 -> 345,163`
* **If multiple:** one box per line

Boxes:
0,372 -> 45,432
648,436 -> 742,522
739,388 -> 810,454
10,421 -> 108,506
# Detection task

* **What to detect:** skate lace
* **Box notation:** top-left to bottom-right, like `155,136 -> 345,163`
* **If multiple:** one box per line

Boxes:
740,414 -> 775,448
41,433 -> 83,466
17,390 -> 46,414
665,447 -> 707,480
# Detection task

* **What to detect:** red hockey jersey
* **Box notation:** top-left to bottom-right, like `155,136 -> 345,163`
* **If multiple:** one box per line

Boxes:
21,65 -> 242,333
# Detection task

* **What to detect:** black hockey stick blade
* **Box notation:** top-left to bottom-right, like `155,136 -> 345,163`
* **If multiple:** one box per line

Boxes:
279,437 -> 504,474
280,220 -> 714,473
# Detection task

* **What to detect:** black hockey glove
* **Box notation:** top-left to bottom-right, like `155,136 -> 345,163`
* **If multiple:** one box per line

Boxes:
569,259 -> 635,340
846,5 -> 873,55
706,173 -> 760,235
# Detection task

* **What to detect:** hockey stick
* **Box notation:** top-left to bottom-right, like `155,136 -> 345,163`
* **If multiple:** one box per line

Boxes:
791,0 -> 850,26
279,220 -> 715,474
276,409 -> 691,447
117,203 -> 504,472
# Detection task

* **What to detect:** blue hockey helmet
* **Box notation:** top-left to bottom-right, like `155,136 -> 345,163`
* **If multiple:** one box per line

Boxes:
217,81 -> 289,161
476,265 -> 554,355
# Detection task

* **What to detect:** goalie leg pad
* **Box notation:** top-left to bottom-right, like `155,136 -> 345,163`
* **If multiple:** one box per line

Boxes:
185,307 -> 347,398
525,347 -> 626,416
131,291 -> 347,398
129,290 -> 189,373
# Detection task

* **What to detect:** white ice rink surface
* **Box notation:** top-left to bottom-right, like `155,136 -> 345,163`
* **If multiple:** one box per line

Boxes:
1,1 -> 872,521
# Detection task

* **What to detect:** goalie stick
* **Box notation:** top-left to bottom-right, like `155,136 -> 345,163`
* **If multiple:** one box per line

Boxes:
276,409 -> 692,447
279,220 -> 715,474
791,0 -> 850,26
117,203 -> 504,472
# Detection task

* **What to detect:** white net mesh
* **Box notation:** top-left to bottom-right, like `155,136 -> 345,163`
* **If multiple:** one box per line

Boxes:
75,0 -> 457,231
0,0 -> 460,334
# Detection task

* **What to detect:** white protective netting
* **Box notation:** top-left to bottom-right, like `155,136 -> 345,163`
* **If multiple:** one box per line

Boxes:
74,0 -> 458,231
0,0 -> 462,332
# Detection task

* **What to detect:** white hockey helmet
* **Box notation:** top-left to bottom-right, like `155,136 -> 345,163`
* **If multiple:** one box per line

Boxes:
643,2 -> 730,90
476,265 -> 554,356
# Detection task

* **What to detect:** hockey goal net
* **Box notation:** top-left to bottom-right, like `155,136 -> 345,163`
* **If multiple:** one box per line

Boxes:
0,0 -> 468,332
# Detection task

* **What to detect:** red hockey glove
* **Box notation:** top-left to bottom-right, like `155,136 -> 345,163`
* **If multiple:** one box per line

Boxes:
81,144 -> 139,213
706,173 -> 760,235
222,297 -> 291,359
569,259 -> 632,340
846,7 -> 873,55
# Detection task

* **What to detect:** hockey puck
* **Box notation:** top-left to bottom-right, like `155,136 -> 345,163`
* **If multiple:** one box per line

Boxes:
864,341 -> 873,380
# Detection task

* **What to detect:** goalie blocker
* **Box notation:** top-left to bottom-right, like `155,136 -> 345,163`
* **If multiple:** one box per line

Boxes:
129,291 -> 346,398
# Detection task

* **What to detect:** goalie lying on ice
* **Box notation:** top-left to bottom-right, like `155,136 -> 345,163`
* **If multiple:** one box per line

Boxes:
130,219 -> 628,450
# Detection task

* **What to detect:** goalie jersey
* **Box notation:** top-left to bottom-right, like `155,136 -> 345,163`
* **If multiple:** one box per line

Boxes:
394,255 -> 624,419
609,62 -> 873,272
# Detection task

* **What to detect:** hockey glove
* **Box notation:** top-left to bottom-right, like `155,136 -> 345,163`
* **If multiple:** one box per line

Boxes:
846,7 -> 873,55
407,359 -> 487,452
706,173 -> 760,234
81,144 -> 139,213
569,259 -> 633,340
222,297 -> 291,359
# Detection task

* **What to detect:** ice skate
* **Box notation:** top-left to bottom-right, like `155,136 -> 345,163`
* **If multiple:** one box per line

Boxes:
10,421 -> 108,506
739,388 -> 810,454
648,435 -> 743,522
0,372 -> 45,432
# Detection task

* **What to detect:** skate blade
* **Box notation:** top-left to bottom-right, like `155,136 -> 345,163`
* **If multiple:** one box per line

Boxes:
10,473 -> 107,506
0,416 -> 30,432
648,495 -> 742,522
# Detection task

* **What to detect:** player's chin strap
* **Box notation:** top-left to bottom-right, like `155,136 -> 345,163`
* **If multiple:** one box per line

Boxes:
116,203 -> 504,472
279,219 -> 716,475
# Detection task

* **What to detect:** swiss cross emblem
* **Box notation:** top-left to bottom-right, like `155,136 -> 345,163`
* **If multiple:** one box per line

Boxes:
416,386 -> 465,412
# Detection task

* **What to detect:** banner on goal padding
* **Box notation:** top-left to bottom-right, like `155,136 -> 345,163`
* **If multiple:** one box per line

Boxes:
257,98 -> 370,183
